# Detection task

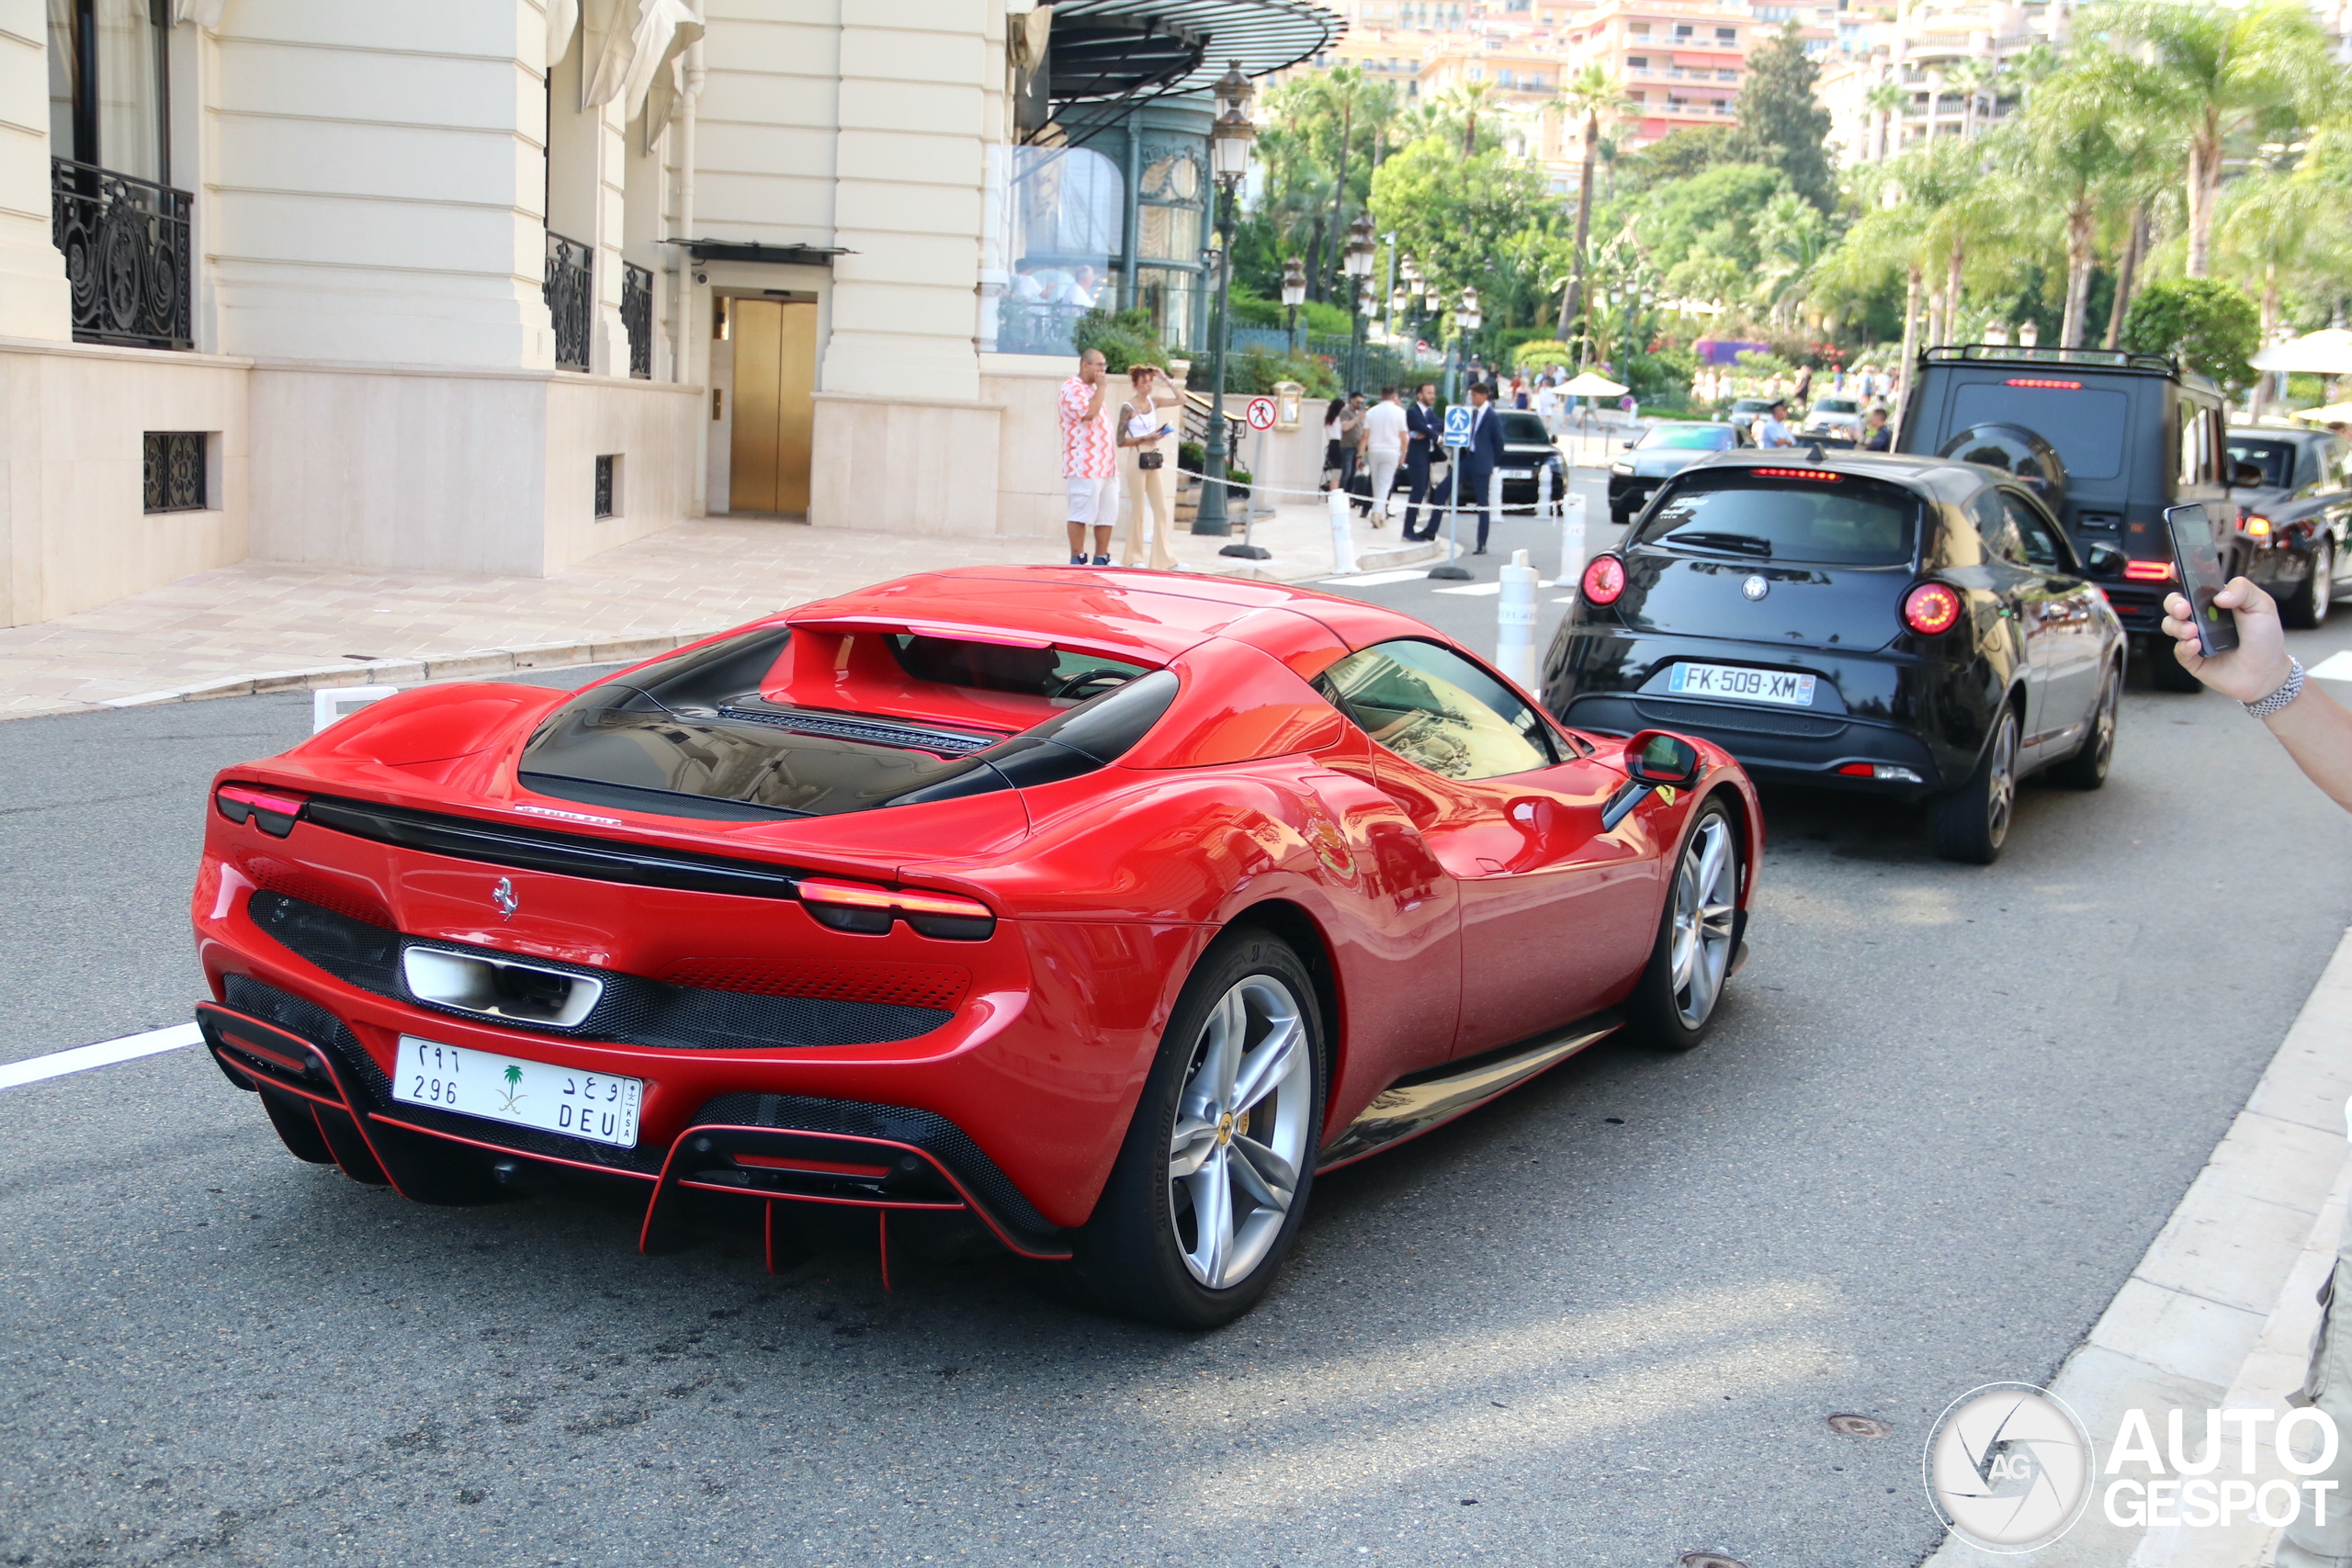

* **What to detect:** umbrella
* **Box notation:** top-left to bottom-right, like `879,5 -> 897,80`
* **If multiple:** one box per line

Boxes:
2291,400 -> 2352,423
2251,329 -> 2352,375
1558,370 -> 1630,397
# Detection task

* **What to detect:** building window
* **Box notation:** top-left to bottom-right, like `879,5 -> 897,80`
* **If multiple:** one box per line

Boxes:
999,142 -> 1125,357
1628,55 -> 1649,69
48,0 -> 191,352
1629,89 -> 1646,102
1675,23 -> 1693,37
48,0 -> 170,183
1717,69 -> 1737,80
621,262 -> 652,379
142,431 -> 207,513
594,455 -> 619,519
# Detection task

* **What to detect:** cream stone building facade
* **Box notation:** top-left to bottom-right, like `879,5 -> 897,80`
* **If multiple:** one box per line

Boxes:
0,0 -> 1338,630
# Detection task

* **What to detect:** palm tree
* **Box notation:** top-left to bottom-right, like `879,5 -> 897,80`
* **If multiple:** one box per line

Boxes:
2014,54 -> 2154,346
2217,167 -> 2329,414
1442,78 -> 1497,158
2090,0 -> 2335,277
1553,63 -> 1633,342
1951,57 -> 1997,141
1865,81 -> 1910,162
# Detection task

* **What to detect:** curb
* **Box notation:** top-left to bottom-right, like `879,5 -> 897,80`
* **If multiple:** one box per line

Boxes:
1926,924 -> 2352,1567
93,633 -> 715,711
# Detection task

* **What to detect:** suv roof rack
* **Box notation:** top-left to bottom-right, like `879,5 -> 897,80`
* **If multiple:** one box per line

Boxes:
1918,344 -> 2181,375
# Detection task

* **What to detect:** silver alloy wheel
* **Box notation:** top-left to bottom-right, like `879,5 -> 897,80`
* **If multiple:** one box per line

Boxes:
1667,814 -> 1740,1029
1985,713 -> 2018,848
1166,975 -> 1313,1290
2316,540 -> 2335,618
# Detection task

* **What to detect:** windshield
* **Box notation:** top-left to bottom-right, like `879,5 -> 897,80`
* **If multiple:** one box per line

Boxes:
2227,439 -> 2296,489
1498,412 -> 1553,444
1951,380 -> 2128,481
1638,424 -> 1736,452
1634,474 -> 1920,567
1812,399 -> 1859,414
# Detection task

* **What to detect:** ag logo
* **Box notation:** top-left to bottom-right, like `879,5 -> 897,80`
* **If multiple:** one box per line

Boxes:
1924,1382 -> 2093,1552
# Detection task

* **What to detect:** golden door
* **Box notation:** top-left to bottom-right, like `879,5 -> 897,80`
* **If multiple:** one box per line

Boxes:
729,299 -> 816,513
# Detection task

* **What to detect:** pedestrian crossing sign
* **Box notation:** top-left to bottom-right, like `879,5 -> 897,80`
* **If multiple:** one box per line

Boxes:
1442,405 -> 1473,448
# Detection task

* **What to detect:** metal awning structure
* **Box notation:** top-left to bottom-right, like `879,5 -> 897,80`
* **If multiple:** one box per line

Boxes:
1033,0 -> 1344,147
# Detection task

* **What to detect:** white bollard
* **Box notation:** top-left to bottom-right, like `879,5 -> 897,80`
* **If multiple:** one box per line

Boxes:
1487,467 -> 1504,544
1559,492 -> 1589,593
1537,457 -> 1555,521
1328,487 -> 1359,576
313,684 -> 400,735
1497,548 -> 1539,687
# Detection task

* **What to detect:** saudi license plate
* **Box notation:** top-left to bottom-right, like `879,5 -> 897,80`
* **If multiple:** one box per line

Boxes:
1667,662 -> 1817,707
1499,468 -> 1532,479
391,1034 -> 642,1148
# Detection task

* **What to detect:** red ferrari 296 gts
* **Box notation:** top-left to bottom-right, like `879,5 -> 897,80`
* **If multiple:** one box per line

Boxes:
192,568 -> 1762,1326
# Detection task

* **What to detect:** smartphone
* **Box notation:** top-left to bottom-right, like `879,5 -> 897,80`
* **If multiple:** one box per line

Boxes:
2165,502 -> 2240,656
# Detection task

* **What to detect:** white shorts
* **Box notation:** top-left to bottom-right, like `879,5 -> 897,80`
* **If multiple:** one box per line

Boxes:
1066,474 -> 1118,526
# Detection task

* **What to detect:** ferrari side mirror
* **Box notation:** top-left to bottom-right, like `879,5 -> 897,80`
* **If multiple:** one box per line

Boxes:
1624,729 -> 1703,788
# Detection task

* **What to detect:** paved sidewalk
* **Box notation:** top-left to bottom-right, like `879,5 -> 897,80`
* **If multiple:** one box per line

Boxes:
0,502 -> 1434,721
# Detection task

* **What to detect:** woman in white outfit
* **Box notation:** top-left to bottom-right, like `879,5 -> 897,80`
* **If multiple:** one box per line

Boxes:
1116,364 -> 1180,571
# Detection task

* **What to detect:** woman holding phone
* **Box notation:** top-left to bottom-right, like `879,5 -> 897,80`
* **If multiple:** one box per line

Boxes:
1116,363 -> 1180,571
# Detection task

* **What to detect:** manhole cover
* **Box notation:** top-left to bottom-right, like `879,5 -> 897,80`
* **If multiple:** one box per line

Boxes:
1679,1554 -> 1749,1568
1827,1413 -> 1892,1438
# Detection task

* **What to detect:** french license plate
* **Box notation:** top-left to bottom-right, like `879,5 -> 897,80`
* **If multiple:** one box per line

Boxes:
392,1034 -> 642,1148
1668,662 -> 1816,707
1499,468 -> 1533,479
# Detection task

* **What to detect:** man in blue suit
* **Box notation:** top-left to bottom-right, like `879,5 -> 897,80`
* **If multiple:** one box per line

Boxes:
1427,381 -> 1510,554
1401,382 -> 1442,541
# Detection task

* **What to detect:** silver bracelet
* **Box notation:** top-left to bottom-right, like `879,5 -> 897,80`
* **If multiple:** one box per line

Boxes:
2245,657 -> 2305,718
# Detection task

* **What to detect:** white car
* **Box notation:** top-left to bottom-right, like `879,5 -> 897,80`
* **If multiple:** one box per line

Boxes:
1803,396 -> 1864,437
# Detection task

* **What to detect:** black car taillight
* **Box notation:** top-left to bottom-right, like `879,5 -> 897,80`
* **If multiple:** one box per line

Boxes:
215,784 -> 308,838
798,878 -> 997,941
1581,554 -> 1626,605
1901,581 -> 1962,637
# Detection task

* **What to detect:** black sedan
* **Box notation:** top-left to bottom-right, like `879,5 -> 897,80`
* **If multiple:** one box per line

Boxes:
1609,421 -> 1752,523
1542,449 -> 2125,865
2227,424 -> 2352,626
1494,410 -> 1569,509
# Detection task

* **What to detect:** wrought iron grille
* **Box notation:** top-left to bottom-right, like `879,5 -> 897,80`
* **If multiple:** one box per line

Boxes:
143,432 -> 208,513
594,455 -> 616,518
544,231 -> 594,372
51,159 -> 193,351
621,263 -> 652,378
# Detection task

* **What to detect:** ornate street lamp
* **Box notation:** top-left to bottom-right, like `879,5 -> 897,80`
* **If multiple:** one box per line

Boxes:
1342,212 -> 1376,392
1453,285 -> 1482,399
1281,255 -> 1307,355
1194,63 -> 1257,539
2018,320 -> 2041,349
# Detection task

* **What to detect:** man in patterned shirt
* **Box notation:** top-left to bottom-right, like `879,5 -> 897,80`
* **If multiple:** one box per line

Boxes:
1062,348 -> 1117,565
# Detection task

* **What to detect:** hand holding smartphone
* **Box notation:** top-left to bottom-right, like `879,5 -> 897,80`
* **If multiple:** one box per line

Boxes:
2165,502 -> 2240,657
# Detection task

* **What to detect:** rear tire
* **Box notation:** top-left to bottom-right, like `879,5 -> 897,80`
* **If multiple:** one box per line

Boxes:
2284,537 -> 2335,629
1628,800 -> 1743,1050
2048,660 -> 2120,790
1928,706 -> 2018,864
1071,929 -> 1326,1329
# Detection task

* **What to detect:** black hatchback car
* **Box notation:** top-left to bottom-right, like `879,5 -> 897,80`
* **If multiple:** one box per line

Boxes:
1608,421 -> 1751,524
1541,449 -> 2126,863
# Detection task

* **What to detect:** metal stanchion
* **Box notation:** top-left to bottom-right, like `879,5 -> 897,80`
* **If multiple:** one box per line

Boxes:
1560,492 -> 1589,594
1219,468 -> 1271,559
1497,548 -> 1538,687
1429,456 -> 1470,581
1328,488 -> 1359,575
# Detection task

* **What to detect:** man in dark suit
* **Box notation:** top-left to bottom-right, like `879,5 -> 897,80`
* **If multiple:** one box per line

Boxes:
1428,381 -> 1510,554
1402,382 -> 1442,540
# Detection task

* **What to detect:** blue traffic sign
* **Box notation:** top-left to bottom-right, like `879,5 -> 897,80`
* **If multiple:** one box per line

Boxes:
1442,405 -> 1474,448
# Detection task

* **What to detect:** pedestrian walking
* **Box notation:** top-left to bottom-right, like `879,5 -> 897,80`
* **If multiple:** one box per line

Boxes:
1115,363 -> 1179,570
1338,392 -> 1368,497
1060,348 -> 1118,566
1426,380 -> 1508,555
1402,382 -> 1442,541
2156,577 -> 2352,1568
1320,396 -> 1348,492
1360,386 -> 1408,530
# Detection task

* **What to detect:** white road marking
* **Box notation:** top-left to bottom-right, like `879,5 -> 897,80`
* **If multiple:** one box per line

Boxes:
2309,650 -> 2352,682
0,1022 -> 204,1091
1319,568 -> 1436,587
1435,582 -> 1502,596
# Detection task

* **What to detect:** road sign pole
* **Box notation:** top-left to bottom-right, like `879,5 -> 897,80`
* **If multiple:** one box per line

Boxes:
1221,396 -> 1277,560
1429,403 -> 1474,581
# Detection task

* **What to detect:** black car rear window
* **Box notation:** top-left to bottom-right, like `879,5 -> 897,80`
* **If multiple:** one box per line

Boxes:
1637,424 -> 1736,451
1951,381 -> 2129,480
2226,439 -> 2296,489
1634,472 -> 1920,566
1498,412 -> 1552,444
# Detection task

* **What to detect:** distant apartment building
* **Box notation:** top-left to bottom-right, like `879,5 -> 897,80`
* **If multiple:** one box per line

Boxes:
1549,1 -> 1833,155
1817,0 -> 2079,165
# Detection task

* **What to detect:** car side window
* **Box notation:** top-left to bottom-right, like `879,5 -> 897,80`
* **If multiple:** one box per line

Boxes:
1972,491 -> 2026,566
1314,639 -> 1556,781
2003,494 -> 2068,572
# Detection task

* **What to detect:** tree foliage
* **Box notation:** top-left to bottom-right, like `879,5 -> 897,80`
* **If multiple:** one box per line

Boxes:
1369,136 -> 1564,333
1735,24 -> 1835,211
2120,277 -> 2260,389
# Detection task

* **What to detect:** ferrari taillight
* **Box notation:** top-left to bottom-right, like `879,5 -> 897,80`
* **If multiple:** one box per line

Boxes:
797,877 -> 996,941
214,783 -> 307,838
1902,582 -> 1962,637
1581,554 -> 1626,605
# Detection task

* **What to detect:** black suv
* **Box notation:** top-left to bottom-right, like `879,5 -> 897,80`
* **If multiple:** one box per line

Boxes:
1894,346 -> 2234,691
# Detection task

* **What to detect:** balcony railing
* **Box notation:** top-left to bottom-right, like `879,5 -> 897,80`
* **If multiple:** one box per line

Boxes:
544,231 -> 593,372
51,158 -> 193,351
621,262 -> 652,379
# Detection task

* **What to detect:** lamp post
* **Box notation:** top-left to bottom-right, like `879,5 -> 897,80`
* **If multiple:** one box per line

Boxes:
1342,212 -> 1375,393
1453,286 -> 1482,401
1193,63 -> 1256,538
1281,255 -> 1306,355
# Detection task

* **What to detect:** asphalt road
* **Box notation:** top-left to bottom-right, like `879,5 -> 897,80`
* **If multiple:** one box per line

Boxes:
6,525 -> 2352,1568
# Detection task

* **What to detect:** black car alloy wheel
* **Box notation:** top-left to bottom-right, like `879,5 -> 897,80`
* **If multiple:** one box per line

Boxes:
1928,707 -> 2018,864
